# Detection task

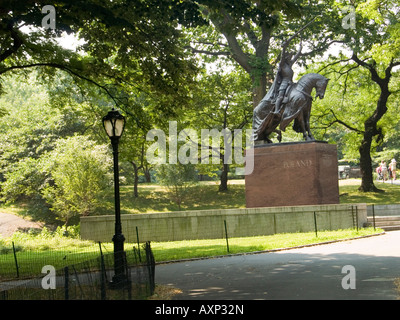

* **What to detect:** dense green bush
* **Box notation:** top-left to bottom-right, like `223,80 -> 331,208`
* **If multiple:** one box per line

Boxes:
41,136 -> 113,225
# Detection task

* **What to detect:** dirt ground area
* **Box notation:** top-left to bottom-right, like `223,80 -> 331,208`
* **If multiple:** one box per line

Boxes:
0,212 -> 43,238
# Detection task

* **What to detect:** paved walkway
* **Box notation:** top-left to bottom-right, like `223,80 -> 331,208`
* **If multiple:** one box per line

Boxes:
0,212 -> 43,238
155,231 -> 400,300
378,177 -> 400,185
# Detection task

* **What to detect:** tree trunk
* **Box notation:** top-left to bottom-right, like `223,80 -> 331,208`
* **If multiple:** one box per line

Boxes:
358,126 -> 381,192
208,13 -> 271,110
358,90 -> 390,192
143,167 -> 151,183
351,54 -> 392,192
252,72 -> 267,108
133,169 -> 139,198
130,161 -> 140,198
219,163 -> 229,192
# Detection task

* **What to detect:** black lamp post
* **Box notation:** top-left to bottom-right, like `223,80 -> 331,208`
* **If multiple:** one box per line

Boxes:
102,108 -> 127,288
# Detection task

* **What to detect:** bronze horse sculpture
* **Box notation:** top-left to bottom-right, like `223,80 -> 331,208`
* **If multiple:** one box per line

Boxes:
252,73 -> 329,143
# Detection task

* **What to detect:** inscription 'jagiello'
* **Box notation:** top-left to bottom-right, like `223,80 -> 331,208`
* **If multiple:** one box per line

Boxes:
283,159 -> 312,168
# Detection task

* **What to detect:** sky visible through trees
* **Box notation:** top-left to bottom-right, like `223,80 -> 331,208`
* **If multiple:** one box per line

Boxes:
0,1 -> 400,224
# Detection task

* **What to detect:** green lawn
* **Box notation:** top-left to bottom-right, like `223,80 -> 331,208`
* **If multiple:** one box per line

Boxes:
150,227 -> 382,262
0,178 -> 397,281
339,179 -> 400,205
121,179 -> 400,213
119,181 -> 246,214
3,178 -> 400,218
0,227 -> 382,280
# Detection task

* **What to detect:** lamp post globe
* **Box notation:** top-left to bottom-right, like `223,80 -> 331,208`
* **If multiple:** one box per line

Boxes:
102,108 -> 126,139
102,108 -> 128,288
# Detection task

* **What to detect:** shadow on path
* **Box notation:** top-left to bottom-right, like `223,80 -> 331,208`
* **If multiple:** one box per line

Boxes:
155,232 -> 400,300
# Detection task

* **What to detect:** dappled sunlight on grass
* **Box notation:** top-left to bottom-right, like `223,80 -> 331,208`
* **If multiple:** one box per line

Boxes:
3,178 -> 400,219
150,228 -> 382,262
119,181 -> 246,214
119,178 -> 400,215
339,179 -> 400,205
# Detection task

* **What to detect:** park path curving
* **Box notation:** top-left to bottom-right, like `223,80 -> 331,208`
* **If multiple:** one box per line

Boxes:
0,212 -> 43,238
155,231 -> 400,300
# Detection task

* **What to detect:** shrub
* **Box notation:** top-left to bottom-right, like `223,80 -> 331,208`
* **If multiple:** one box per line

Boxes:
41,136 -> 113,225
155,163 -> 198,210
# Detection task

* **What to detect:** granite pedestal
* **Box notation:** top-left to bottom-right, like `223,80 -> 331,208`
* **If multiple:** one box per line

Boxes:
245,141 -> 339,208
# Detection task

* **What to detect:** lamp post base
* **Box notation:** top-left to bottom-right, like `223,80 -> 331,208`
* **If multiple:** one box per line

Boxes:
110,233 -> 129,289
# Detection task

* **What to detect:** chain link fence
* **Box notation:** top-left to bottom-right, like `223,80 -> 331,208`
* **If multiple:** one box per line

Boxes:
0,241 -> 155,300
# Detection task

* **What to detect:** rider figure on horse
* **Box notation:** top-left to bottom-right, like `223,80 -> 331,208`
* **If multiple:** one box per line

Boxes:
273,39 -> 302,115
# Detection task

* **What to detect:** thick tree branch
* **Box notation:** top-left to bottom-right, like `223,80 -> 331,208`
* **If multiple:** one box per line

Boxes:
207,9 -> 253,73
243,21 -> 259,48
386,58 -> 400,79
351,53 -> 383,85
325,109 -> 364,134
0,22 -> 23,63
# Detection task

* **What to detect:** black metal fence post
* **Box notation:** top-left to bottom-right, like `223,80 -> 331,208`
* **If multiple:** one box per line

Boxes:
1,242 -> 157,300
98,241 -> 106,300
351,205 -> 356,229
12,242 -> 19,278
372,204 -> 376,231
224,220 -> 230,253
145,241 -> 155,295
64,266 -> 69,300
355,206 -> 359,232
136,226 -> 141,262
313,212 -> 318,237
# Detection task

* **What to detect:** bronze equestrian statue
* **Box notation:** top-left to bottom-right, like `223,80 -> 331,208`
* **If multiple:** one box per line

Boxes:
253,72 -> 329,142
252,19 -> 329,143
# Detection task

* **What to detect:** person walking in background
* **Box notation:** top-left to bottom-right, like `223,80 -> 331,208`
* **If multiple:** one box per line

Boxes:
390,159 -> 397,180
376,164 -> 382,180
381,160 -> 388,181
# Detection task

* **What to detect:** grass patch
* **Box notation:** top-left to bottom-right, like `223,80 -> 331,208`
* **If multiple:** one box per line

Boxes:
339,179 -> 400,205
0,181 -> 245,221
0,228 -> 108,280
0,227 -> 382,280
0,179 -> 392,282
2,179 -> 400,220
103,179 -> 400,214
150,227 -> 383,262
119,181 -> 246,214
122,179 -> 400,213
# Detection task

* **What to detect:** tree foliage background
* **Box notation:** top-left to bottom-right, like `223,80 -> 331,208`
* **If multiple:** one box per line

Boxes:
1,0 -> 400,225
